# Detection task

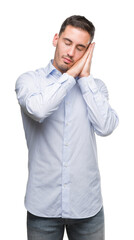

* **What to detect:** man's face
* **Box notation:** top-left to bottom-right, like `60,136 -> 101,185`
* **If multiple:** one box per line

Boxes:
53,25 -> 91,73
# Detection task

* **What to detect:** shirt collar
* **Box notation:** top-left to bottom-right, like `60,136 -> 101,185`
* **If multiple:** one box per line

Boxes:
46,60 -> 62,78
46,59 -> 79,81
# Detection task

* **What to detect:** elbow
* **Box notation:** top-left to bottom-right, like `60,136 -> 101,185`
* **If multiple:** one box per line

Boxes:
27,106 -> 47,123
97,128 -> 114,137
95,116 -> 119,137
22,106 -> 45,123
25,101 -> 57,123
25,100 -> 47,123
95,126 -> 117,137
95,126 -> 114,137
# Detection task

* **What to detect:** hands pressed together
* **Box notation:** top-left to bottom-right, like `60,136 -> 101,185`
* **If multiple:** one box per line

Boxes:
67,42 -> 95,78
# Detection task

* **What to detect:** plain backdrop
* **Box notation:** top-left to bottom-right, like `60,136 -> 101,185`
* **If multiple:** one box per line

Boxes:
0,0 -> 134,239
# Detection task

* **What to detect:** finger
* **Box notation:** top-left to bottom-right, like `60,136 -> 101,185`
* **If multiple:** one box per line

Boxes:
83,42 -> 95,62
87,42 -> 95,53
86,42 -> 95,62
88,42 -> 95,55
79,45 -> 93,65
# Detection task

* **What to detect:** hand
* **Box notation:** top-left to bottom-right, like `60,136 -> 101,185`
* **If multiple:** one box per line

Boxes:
67,42 -> 95,78
79,42 -> 95,78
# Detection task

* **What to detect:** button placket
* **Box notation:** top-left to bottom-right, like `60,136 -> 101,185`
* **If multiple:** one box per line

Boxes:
61,97 -> 71,218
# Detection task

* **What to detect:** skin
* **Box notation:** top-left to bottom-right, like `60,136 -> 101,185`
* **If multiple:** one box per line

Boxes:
53,25 -> 95,78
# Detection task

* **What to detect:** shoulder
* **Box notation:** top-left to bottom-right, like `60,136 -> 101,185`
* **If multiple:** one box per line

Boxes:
15,66 -> 48,89
15,70 -> 37,90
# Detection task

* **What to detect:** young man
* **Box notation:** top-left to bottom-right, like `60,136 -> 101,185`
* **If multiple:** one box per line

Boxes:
15,15 -> 119,240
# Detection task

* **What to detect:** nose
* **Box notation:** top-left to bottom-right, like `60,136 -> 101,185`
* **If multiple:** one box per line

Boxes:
67,46 -> 75,57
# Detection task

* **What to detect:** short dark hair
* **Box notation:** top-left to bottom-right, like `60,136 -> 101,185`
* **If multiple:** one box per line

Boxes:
59,15 -> 95,42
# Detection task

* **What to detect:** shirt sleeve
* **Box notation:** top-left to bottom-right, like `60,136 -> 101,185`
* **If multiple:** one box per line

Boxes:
15,71 -> 76,123
77,75 -> 119,136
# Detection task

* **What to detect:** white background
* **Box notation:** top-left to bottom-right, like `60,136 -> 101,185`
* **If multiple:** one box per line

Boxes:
0,0 -> 134,239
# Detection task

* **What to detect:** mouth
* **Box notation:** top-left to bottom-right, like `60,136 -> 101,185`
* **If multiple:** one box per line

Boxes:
63,57 -> 73,64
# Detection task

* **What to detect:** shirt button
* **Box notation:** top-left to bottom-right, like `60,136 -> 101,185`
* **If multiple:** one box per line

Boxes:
64,163 -> 68,167
65,143 -> 68,146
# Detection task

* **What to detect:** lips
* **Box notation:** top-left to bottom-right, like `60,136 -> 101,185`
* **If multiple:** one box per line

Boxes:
63,57 -> 72,64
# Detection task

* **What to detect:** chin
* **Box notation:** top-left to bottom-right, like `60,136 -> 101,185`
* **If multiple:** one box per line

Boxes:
58,64 -> 69,73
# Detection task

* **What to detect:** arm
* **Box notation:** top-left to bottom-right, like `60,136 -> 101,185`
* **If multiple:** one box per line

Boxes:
67,42 -> 119,136
15,71 -> 76,123
78,75 -> 119,136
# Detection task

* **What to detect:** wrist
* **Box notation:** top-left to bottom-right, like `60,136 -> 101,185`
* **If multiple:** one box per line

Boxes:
66,70 -> 77,78
79,72 -> 90,78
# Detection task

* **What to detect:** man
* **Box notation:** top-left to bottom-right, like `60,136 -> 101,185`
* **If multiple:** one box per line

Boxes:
15,15 -> 119,240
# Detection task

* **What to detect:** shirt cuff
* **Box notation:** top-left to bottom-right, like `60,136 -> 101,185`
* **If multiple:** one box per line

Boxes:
78,75 -> 98,94
58,73 -> 76,93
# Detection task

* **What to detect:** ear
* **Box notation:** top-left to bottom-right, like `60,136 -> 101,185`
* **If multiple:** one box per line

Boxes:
53,33 -> 59,47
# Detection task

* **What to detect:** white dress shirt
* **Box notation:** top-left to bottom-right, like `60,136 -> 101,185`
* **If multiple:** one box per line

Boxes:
15,60 -> 119,219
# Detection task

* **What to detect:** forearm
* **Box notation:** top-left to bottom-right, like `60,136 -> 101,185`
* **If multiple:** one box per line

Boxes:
15,72 -> 76,123
78,75 -> 119,136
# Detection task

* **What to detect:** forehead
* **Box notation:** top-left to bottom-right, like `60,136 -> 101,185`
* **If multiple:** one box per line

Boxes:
60,25 -> 91,45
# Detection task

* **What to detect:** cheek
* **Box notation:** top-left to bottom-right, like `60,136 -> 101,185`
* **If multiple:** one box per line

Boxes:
75,51 -> 85,62
57,43 -> 66,58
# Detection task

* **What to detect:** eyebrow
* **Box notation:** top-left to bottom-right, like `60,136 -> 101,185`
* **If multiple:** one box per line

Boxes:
63,37 -> 87,48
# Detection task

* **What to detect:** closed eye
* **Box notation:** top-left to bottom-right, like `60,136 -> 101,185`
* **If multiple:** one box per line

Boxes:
64,40 -> 72,46
63,37 -> 86,51
63,38 -> 72,45
77,47 -> 84,51
65,42 -> 71,46
77,46 -> 86,51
